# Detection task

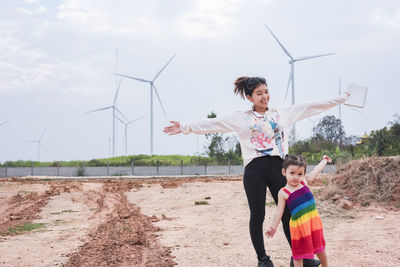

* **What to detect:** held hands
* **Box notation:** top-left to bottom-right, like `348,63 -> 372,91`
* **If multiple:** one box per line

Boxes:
322,155 -> 332,163
265,226 -> 276,238
163,121 -> 182,135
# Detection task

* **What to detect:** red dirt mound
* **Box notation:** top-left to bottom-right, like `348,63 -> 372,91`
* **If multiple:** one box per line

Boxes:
332,156 -> 400,206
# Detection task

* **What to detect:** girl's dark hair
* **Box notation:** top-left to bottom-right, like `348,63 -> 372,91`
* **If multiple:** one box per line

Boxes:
282,155 -> 307,172
234,76 -> 267,99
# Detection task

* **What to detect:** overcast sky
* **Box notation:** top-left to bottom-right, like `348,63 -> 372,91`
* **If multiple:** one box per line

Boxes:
0,0 -> 399,162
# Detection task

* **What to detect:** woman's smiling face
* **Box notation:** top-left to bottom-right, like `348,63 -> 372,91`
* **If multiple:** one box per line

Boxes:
246,84 -> 270,112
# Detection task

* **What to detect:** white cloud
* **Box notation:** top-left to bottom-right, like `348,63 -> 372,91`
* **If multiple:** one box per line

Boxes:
16,7 -> 33,15
176,0 -> 243,39
371,7 -> 400,28
37,6 -> 47,14
56,0 -> 159,36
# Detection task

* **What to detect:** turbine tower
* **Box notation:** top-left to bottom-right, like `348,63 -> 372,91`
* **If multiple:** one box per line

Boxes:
264,24 -> 335,140
115,115 -> 144,156
87,79 -> 128,157
116,54 -> 175,155
26,129 -> 45,161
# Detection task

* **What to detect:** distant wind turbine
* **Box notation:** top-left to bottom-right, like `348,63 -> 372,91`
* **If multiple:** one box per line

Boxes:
264,24 -> 335,140
87,79 -> 128,157
116,54 -> 176,155
0,120 -> 10,127
115,115 -> 144,156
26,129 -> 45,161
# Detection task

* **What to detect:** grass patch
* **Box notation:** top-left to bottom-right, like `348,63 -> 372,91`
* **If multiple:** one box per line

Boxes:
53,219 -> 65,226
195,201 -> 209,205
265,201 -> 276,207
8,222 -> 46,233
89,208 -> 97,211
50,212 -> 62,215
61,209 -> 79,213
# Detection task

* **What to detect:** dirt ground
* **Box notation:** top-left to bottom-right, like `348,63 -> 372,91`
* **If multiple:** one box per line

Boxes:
0,176 -> 399,267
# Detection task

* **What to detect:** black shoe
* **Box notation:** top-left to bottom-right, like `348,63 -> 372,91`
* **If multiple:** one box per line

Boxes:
290,257 -> 321,267
258,255 -> 274,267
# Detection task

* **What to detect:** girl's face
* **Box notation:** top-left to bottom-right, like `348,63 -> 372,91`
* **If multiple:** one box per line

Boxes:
282,165 -> 306,187
246,84 -> 270,111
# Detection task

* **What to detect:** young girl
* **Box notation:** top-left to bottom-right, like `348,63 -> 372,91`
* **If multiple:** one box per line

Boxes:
266,154 -> 332,267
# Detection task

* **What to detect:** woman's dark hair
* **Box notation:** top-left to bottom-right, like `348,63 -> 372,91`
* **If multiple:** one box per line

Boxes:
282,155 -> 307,172
234,76 -> 267,99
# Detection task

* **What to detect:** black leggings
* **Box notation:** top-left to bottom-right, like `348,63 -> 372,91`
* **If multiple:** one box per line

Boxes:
243,155 -> 292,260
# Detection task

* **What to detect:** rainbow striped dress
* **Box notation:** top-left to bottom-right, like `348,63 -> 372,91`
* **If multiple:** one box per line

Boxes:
282,181 -> 326,260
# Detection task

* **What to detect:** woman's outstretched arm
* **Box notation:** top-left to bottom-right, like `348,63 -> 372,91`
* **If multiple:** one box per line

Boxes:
278,92 -> 350,126
163,111 -> 242,135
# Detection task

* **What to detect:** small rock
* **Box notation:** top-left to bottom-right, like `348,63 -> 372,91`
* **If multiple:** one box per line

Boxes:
375,216 -> 384,220
223,242 -> 229,246
331,194 -> 341,201
339,199 -> 353,210
9,215 -> 22,220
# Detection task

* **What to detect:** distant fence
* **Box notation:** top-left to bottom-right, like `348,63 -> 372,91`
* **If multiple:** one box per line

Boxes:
0,162 -> 336,178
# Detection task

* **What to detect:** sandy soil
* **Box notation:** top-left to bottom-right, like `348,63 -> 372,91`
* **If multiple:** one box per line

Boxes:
0,176 -> 399,267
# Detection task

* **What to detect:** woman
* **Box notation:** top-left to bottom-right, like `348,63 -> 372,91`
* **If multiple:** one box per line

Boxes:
163,76 -> 349,267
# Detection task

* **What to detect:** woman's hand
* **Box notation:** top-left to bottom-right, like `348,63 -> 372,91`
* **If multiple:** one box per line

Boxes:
265,226 -> 276,238
163,121 -> 182,135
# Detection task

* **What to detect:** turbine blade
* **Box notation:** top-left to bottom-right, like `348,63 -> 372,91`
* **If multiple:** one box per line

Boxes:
114,114 -> 125,124
115,107 -> 129,122
115,73 -> 150,83
26,140 -> 38,143
0,120 -> 10,126
152,84 -> 167,117
128,116 -> 145,125
152,54 -> 176,82
86,106 -> 113,113
264,24 -> 294,60
284,66 -> 293,103
113,79 -> 122,105
295,53 -> 335,62
39,129 -> 46,140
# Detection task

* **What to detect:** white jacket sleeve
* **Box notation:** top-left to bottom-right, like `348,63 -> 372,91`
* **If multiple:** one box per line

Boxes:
180,111 -> 241,135
277,93 -> 348,127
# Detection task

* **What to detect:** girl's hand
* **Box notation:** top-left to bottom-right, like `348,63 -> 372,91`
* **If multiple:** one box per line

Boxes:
265,226 -> 276,238
322,155 -> 332,163
344,91 -> 351,97
163,121 -> 182,135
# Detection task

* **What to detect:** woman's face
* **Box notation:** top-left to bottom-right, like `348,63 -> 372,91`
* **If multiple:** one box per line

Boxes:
246,84 -> 270,110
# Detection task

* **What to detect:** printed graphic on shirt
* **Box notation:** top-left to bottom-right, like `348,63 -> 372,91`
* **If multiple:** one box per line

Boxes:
267,112 -> 285,158
248,111 -> 285,158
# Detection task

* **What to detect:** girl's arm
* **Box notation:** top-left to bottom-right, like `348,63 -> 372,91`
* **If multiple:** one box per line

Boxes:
266,190 -> 287,238
163,111 -> 242,135
277,93 -> 349,126
305,155 -> 332,184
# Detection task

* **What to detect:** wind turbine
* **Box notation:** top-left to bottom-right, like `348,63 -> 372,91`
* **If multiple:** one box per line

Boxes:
115,115 -> 144,156
115,54 -> 175,155
87,79 -> 128,157
264,24 -> 335,140
26,129 -> 45,161
0,120 -> 10,127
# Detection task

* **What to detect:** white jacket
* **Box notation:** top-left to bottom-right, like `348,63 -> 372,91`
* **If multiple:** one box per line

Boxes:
180,94 -> 348,167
